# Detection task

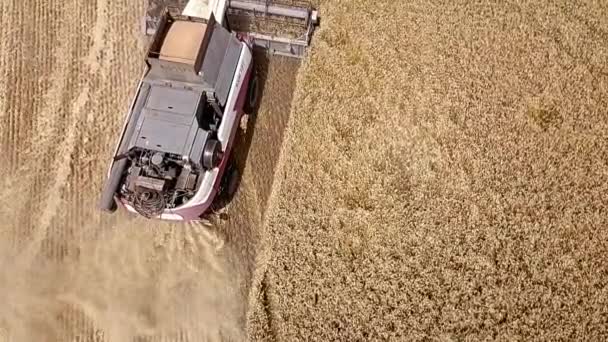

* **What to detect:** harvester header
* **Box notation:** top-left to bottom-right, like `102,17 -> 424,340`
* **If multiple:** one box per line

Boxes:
144,0 -> 319,58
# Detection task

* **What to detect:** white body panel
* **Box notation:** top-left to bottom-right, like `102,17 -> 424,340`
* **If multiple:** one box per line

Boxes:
182,0 -> 228,24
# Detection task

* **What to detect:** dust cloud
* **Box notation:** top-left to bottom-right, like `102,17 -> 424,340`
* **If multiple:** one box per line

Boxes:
0,201 -> 246,341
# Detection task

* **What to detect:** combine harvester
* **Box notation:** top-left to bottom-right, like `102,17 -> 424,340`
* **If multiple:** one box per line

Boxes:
98,0 -> 318,221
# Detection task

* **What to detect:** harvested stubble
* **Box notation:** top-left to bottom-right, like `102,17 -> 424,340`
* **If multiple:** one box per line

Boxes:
247,0 -> 608,341
0,1 -> 299,341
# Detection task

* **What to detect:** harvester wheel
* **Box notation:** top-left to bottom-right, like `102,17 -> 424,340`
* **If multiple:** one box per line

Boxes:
225,165 -> 240,198
202,139 -> 222,170
212,158 -> 241,214
244,72 -> 259,115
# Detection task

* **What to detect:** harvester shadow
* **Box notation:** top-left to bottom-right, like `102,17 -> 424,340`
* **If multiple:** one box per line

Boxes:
212,50 -> 301,220
204,49 -> 271,216
226,50 -> 302,220
231,49 -> 272,193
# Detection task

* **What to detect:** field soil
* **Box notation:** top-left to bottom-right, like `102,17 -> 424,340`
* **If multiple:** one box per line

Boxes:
0,1 -> 299,341
247,0 -> 608,341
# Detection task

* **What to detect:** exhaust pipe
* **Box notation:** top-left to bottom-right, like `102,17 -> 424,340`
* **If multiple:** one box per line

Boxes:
98,158 -> 128,212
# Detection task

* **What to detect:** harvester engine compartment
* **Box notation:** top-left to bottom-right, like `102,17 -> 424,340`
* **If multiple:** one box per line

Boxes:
121,149 -> 199,216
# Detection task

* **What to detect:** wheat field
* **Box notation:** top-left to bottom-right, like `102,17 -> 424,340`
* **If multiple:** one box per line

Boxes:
0,0 -> 607,341
247,0 -> 608,340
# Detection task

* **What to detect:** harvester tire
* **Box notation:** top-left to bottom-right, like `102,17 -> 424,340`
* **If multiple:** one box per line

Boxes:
225,166 -> 240,198
244,72 -> 259,115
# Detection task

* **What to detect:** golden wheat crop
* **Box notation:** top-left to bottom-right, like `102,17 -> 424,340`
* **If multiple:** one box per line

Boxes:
247,0 -> 608,340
